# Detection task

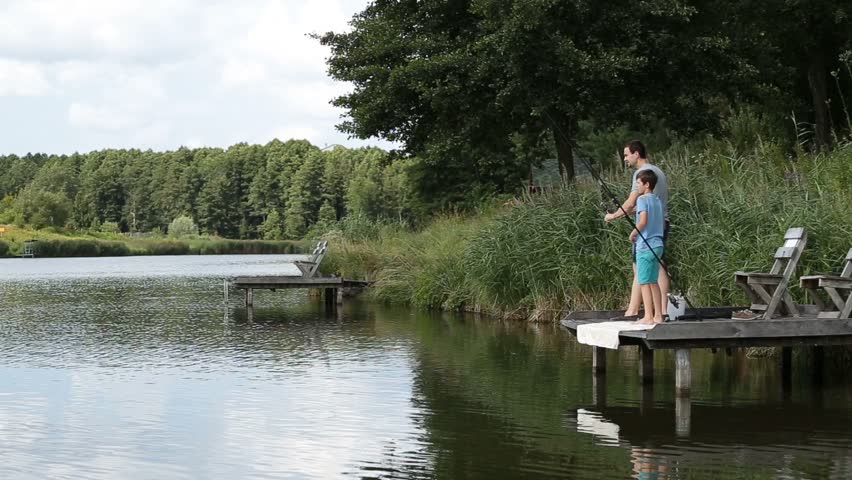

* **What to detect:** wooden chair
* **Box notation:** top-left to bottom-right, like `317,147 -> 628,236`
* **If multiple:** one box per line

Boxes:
734,227 -> 807,319
800,248 -> 852,319
294,240 -> 328,278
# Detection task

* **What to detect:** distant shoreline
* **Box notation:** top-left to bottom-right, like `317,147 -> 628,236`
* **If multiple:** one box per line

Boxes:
0,228 -> 304,258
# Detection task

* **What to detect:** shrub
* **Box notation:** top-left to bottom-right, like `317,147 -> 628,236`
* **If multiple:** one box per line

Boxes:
168,215 -> 198,238
140,240 -> 191,255
34,239 -> 130,257
99,221 -> 121,234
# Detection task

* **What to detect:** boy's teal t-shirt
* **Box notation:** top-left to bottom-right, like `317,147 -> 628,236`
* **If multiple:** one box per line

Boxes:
635,193 -> 664,252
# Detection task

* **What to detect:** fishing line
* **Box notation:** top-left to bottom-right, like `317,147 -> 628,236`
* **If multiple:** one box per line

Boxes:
540,111 -> 702,321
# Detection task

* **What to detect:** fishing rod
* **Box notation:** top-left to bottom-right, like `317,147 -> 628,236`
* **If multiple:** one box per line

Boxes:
540,111 -> 702,322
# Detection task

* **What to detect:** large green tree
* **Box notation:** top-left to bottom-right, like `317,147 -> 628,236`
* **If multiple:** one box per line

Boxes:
765,1 -> 851,149
318,0 -> 757,189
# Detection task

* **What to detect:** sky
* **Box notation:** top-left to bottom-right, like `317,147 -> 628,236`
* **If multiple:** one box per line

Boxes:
0,0 -> 393,155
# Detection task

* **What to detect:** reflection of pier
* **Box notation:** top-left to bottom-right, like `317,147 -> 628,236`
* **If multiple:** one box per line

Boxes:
561,306 -> 849,396
567,393 -> 852,479
571,402 -> 844,446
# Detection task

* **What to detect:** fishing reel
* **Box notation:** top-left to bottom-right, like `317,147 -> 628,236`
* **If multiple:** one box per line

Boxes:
599,199 -> 619,214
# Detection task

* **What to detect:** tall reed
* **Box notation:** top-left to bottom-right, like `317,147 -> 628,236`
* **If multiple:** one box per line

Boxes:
329,140 -> 852,320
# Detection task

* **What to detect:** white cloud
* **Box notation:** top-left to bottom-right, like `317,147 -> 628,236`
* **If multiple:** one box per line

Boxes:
0,59 -> 51,96
221,59 -> 268,87
0,0 -> 393,155
68,102 -> 139,130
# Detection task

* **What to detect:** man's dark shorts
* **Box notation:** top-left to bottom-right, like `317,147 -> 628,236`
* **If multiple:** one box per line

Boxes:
632,220 -> 670,264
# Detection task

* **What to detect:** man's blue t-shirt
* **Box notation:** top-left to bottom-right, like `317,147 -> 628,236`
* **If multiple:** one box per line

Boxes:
635,193 -> 664,252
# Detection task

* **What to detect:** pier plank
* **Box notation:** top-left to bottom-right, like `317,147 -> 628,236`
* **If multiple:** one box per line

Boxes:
561,313 -> 852,350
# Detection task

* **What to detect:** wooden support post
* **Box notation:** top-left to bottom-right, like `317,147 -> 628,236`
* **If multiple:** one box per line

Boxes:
592,347 -> 607,375
780,346 -> 793,401
592,372 -> 606,408
675,349 -> 691,397
812,346 -> 824,385
781,346 -> 793,386
639,345 -> 654,384
675,395 -> 691,438
324,288 -> 337,308
245,288 -> 254,307
223,279 -> 229,304
336,287 -> 344,305
640,383 -> 654,414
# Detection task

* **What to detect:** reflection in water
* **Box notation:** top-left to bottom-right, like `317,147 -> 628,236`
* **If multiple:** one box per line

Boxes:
1,256 -> 852,479
572,399 -> 852,479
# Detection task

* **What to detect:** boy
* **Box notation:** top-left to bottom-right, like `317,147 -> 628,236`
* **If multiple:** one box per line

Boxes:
629,169 -> 665,324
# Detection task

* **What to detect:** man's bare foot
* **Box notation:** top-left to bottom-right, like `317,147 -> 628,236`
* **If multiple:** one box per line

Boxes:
653,317 -> 664,324
635,318 -> 654,325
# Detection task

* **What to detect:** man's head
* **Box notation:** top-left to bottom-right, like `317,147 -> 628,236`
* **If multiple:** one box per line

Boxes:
636,169 -> 657,194
623,140 -> 647,168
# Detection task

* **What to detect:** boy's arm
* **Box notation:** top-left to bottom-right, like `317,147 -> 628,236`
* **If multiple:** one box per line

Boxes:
635,210 -> 648,231
629,197 -> 648,242
604,190 -> 640,222
629,211 -> 648,242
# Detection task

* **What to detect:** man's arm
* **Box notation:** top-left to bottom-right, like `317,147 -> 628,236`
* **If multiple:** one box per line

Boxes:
604,190 -> 640,222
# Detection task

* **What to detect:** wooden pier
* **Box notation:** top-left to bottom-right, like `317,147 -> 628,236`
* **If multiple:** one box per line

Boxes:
561,306 -> 852,396
231,276 -> 370,308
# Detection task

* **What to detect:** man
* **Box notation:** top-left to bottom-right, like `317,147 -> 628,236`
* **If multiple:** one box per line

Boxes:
604,140 -> 670,321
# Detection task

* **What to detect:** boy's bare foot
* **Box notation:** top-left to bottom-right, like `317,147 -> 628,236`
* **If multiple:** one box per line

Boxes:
635,318 -> 655,325
610,310 -> 643,322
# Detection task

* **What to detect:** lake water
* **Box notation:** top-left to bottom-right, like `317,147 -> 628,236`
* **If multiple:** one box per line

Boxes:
1,255 -> 851,479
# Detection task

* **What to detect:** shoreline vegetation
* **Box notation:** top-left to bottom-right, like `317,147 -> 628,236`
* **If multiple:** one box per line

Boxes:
323,139 -> 852,322
0,228 -> 302,257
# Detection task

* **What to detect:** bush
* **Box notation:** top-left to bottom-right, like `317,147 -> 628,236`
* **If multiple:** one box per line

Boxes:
99,221 -> 121,234
168,215 -> 198,238
0,240 -> 9,257
138,240 -> 191,255
34,239 -> 130,257
189,239 -> 300,255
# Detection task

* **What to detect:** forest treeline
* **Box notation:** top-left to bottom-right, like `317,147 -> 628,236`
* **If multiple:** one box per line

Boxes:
0,140 -> 421,239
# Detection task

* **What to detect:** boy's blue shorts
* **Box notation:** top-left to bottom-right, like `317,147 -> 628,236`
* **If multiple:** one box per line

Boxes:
637,247 -> 664,285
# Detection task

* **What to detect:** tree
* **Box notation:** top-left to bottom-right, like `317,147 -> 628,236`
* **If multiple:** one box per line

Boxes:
317,0 -> 757,190
284,151 -> 326,238
259,209 -> 284,240
13,186 -> 71,229
345,153 -> 384,218
759,1 -> 851,149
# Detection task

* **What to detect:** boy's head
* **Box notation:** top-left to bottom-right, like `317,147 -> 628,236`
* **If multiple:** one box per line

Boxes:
623,140 -> 647,168
636,169 -> 657,194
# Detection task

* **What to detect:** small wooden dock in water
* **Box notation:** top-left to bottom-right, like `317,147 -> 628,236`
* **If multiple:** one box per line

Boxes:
231,276 -> 370,307
226,240 -> 370,308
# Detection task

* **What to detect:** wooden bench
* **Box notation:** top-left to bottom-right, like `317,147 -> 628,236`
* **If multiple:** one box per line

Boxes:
800,248 -> 852,319
294,240 -> 328,278
734,227 -> 807,319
